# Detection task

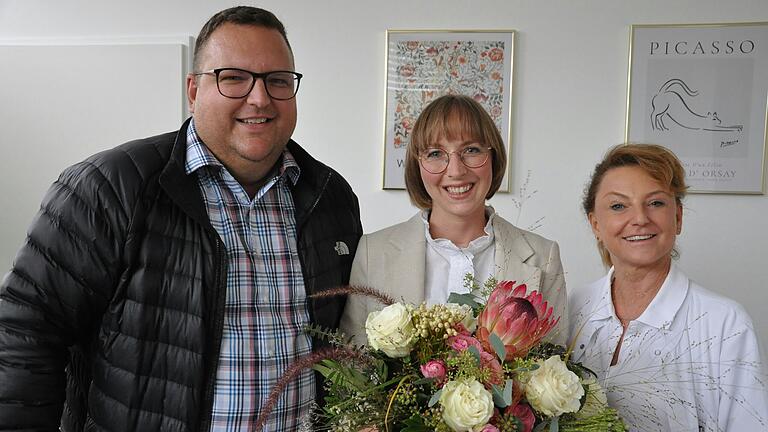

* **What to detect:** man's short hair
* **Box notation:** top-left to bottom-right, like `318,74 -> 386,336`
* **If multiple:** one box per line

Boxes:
193,6 -> 291,71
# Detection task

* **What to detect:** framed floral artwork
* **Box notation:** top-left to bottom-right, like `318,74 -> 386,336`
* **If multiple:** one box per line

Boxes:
626,22 -> 768,194
382,30 -> 515,190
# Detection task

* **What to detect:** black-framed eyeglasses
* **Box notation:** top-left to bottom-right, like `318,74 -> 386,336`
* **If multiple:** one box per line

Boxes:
193,68 -> 303,100
419,146 -> 493,174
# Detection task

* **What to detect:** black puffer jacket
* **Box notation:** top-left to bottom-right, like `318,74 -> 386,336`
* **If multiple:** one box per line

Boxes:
0,119 -> 362,431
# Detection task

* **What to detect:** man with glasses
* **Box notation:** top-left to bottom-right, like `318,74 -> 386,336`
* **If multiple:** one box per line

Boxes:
0,6 -> 361,432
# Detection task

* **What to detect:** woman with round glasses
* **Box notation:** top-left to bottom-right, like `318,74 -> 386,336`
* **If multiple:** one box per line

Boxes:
341,94 -> 567,345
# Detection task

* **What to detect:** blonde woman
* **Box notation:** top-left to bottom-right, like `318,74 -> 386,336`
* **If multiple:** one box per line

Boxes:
341,95 -> 567,345
569,144 -> 768,431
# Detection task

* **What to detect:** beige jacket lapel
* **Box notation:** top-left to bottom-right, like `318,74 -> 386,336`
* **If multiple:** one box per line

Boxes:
383,213 -> 427,305
492,216 -> 543,292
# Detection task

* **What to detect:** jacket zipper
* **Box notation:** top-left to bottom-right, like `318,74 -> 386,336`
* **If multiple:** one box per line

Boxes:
199,237 -> 228,431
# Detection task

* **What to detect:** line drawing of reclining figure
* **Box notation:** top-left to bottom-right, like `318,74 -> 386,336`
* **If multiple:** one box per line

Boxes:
650,78 -> 743,132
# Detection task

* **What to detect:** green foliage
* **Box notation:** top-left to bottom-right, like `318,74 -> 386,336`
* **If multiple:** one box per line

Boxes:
482,276 -> 499,297
490,332 -> 507,362
412,328 -> 453,365
457,273 -> 499,314
559,408 -> 630,431
401,415 -> 430,432
507,356 -> 540,375
550,416 -> 559,432
528,341 -> 567,359
492,379 -> 515,408
462,273 -> 481,292
447,349 -> 490,384
312,359 -> 370,393
428,388 -> 442,407
468,346 -> 482,364
304,323 -> 348,346
447,292 -> 481,310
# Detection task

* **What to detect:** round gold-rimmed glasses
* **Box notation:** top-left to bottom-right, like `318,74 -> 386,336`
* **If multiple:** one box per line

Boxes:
419,146 -> 493,174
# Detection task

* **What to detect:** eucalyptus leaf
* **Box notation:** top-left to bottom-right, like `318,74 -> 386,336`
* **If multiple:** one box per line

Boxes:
447,292 -> 480,309
549,416 -> 559,432
468,345 -> 481,365
428,388 -> 443,407
490,332 -> 507,362
491,384 -> 508,407
512,363 -> 540,373
503,379 -> 514,405
532,420 -> 549,432
491,379 -> 514,407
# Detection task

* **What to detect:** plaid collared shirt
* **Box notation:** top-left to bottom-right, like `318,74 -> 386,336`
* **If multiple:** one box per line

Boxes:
185,121 -> 315,431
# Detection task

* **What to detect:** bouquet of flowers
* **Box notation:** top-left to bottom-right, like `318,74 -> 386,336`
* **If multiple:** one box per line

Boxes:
257,278 -> 627,432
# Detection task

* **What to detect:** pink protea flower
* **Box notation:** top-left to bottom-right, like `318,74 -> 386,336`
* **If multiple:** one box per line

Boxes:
476,281 -> 559,360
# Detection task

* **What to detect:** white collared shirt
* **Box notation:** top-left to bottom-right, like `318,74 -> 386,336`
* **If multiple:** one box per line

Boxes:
421,206 -> 496,305
569,263 -> 768,431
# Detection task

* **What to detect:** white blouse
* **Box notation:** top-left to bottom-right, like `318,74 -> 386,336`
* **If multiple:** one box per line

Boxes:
569,264 -> 768,431
421,207 -> 495,305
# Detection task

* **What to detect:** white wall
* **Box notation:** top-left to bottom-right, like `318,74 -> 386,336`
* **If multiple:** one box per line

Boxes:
1,0 -> 766,351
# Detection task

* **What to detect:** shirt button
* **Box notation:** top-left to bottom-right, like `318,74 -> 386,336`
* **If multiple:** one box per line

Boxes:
654,349 -> 662,356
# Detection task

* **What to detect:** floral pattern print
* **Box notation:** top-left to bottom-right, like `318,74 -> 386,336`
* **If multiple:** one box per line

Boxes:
389,40 -> 507,148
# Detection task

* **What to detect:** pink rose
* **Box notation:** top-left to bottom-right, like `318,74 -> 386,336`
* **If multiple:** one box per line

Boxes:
447,334 -> 482,352
505,403 -> 535,432
479,425 -> 499,432
420,360 -> 447,385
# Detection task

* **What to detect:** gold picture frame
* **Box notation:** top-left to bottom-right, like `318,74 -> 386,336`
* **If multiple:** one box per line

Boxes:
625,22 -> 768,194
382,29 -> 515,191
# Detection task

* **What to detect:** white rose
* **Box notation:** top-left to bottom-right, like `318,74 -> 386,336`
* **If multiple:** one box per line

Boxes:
575,376 -> 608,419
446,303 -> 477,333
524,355 -> 584,417
439,379 -> 494,432
365,303 -> 417,357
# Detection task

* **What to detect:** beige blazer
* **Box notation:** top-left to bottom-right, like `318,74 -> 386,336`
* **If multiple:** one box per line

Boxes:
340,213 -> 568,346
